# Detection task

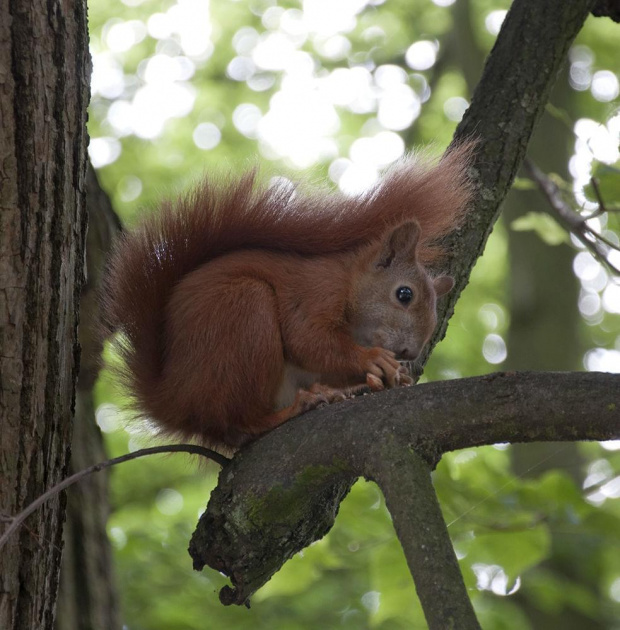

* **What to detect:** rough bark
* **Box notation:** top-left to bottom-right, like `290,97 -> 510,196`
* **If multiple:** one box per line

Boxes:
0,1 -> 90,629
592,0 -> 620,21
55,166 -> 122,630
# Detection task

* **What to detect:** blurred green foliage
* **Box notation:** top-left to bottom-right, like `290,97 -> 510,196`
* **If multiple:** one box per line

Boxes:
89,0 -> 620,627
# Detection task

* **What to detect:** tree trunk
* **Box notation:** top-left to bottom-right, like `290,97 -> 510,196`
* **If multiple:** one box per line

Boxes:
0,1 -> 90,629
55,167 -> 122,630
505,69 -> 584,476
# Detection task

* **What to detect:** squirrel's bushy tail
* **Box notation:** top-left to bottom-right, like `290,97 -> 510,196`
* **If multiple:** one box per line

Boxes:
101,142 -> 474,429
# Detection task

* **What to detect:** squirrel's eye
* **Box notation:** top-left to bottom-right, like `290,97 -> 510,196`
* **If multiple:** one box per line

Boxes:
396,286 -> 413,305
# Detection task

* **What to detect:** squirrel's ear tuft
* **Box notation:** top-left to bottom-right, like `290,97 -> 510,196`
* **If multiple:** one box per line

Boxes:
376,221 -> 420,268
433,275 -> 454,297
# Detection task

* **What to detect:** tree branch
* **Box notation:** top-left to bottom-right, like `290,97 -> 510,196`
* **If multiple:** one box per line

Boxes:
592,0 -> 620,21
418,0 -> 598,368
524,158 -> 620,276
374,445 -> 481,629
190,371 -> 619,606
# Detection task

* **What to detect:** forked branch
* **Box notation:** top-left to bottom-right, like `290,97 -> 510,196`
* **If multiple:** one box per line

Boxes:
189,371 -> 620,624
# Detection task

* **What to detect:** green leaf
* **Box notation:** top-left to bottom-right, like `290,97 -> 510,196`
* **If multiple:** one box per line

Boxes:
510,212 -> 569,246
584,162 -> 620,206
511,176 -> 537,191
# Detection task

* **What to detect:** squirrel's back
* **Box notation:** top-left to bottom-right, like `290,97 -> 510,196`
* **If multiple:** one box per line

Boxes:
101,143 -> 474,443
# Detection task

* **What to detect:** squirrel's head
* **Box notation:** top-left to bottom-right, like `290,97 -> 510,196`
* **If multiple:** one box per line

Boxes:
348,221 -> 454,361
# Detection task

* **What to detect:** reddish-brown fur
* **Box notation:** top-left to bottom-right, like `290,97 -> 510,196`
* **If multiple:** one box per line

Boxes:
102,143 -> 474,449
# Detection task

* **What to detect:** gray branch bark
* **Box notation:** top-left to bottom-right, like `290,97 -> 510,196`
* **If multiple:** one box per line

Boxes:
375,445 -> 481,629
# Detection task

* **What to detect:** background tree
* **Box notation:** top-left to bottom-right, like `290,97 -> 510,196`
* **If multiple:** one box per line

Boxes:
55,166 -> 122,630
0,1 -> 90,629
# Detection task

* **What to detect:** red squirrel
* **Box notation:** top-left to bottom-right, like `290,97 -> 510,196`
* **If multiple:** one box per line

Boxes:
102,144 -> 473,450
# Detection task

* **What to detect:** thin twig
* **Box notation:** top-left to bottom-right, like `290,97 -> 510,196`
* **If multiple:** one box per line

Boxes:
0,444 -> 229,551
584,181 -> 620,216
587,176 -> 608,219
587,227 -> 620,252
573,231 -> 620,275
524,158 -> 620,275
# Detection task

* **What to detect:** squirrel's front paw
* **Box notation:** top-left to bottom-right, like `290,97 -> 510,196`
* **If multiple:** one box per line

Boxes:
363,348 -> 410,390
